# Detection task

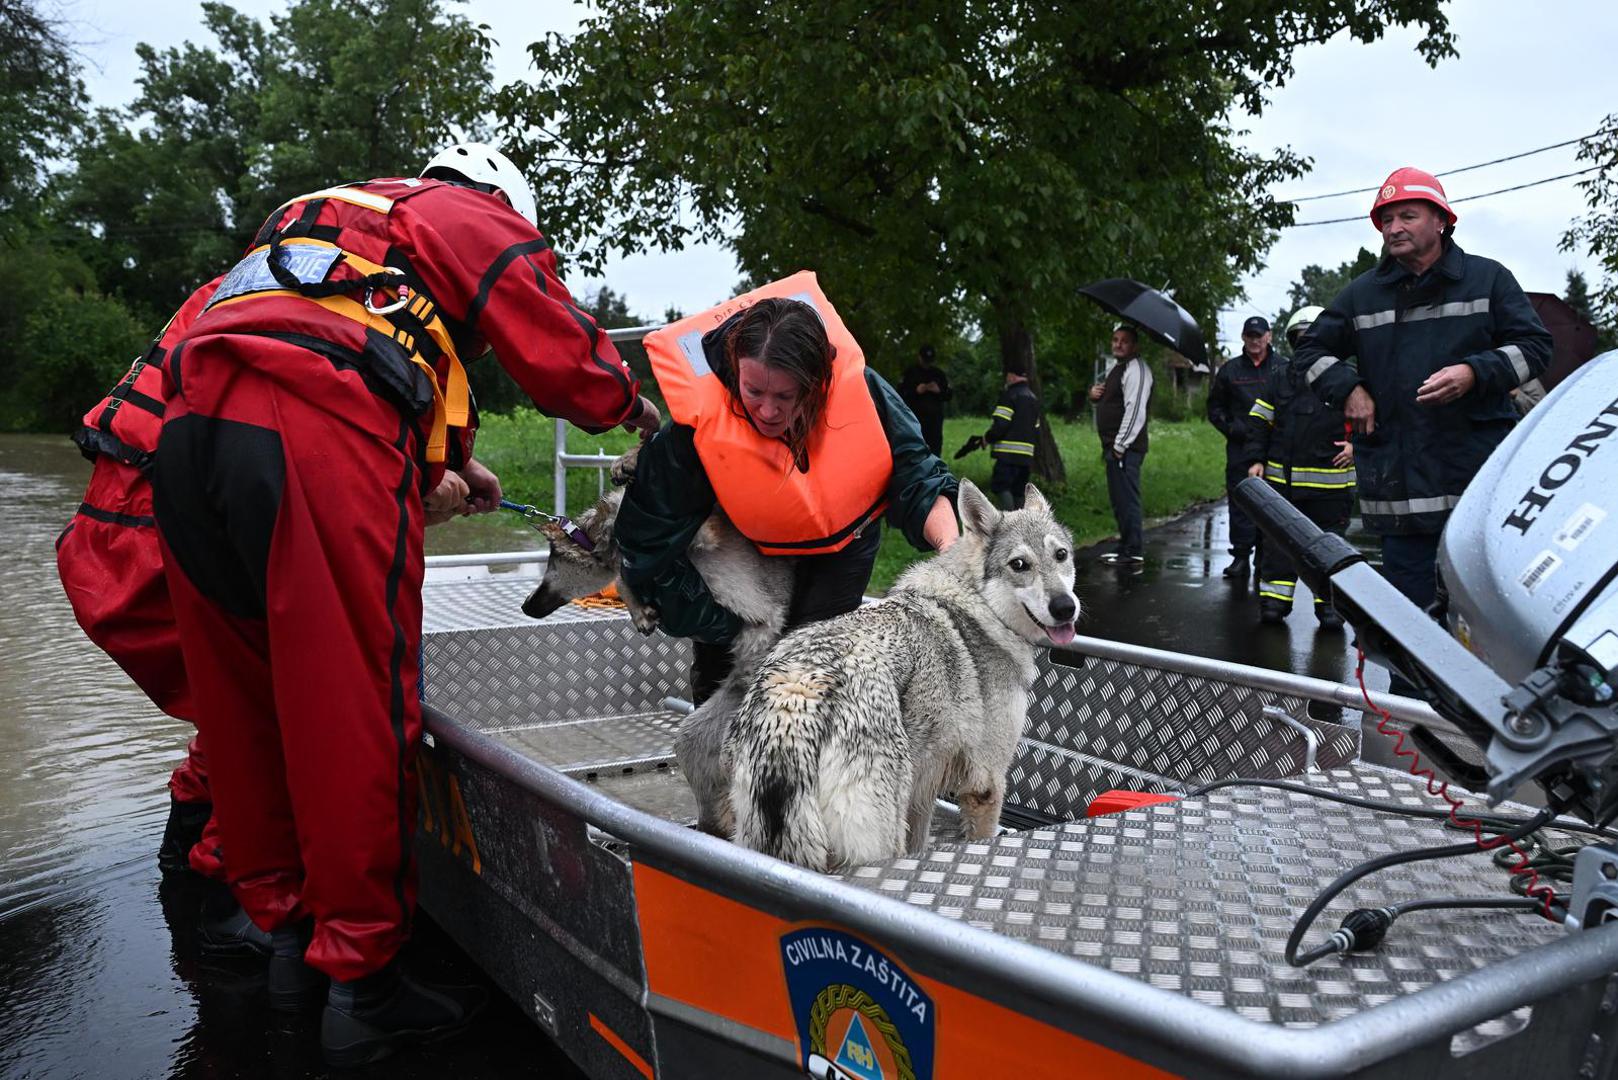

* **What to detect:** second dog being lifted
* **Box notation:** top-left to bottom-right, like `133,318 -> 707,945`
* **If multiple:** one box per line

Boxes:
728,478 -> 1078,871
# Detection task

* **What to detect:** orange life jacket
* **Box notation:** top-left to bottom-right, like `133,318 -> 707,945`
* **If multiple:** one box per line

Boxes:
645,271 -> 892,556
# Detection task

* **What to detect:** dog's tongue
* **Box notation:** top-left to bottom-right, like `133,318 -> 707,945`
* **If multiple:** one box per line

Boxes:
1045,622 -> 1076,646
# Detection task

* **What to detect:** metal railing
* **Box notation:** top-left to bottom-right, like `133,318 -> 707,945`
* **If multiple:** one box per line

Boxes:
551,324 -> 660,516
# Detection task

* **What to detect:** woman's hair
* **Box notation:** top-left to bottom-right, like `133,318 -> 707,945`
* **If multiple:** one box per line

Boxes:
720,297 -> 836,469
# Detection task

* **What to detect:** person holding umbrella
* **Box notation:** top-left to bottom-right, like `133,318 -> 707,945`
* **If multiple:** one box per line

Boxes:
1088,324 -> 1154,564
1207,316 -> 1278,579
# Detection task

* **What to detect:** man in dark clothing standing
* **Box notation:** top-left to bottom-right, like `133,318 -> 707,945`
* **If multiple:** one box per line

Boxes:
1243,306 -> 1354,627
1089,324 -> 1154,564
983,367 -> 1040,510
1296,167 -> 1551,619
1208,315 -> 1278,578
899,344 -> 952,457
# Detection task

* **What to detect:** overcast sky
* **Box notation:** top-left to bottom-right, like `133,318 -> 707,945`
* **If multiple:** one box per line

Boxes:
58,0 -> 1618,351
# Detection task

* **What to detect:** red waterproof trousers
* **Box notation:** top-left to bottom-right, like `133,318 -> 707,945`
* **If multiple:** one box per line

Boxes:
154,333 -> 427,981
56,456 -> 225,878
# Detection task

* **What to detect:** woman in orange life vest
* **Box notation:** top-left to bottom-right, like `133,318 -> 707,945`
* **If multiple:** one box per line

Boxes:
618,275 -> 961,702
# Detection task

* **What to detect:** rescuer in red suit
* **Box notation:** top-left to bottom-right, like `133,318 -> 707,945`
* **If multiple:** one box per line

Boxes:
115,142 -> 656,1065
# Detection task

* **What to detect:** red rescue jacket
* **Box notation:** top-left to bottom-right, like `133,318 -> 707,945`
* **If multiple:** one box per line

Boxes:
83,177 -> 638,489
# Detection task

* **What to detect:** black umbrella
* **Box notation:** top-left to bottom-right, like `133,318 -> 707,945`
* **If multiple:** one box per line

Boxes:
1078,278 -> 1208,366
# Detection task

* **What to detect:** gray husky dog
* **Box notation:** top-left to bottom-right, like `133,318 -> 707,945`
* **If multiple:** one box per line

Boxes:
727,478 -> 1077,871
522,448 -> 794,834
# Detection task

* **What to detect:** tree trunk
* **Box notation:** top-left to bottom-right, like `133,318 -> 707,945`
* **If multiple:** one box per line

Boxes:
993,300 -> 1066,484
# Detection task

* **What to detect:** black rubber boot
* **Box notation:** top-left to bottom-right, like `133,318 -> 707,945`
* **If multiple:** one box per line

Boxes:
268,922 -> 327,1013
158,798 -> 212,876
1221,552 -> 1251,579
321,961 -> 488,1068
1258,599 -> 1290,625
1316,606 -> 1346,630
197,883 -> 273,958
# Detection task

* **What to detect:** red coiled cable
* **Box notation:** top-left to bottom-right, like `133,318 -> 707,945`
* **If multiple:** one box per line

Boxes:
1355,647 -> 1559,917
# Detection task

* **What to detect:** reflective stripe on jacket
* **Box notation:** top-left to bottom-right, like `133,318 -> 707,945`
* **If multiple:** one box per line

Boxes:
1243,357 -> 1356,499
986,381 -> 1041,461
644,272 -> 892,555
1295,240 -> 1551,533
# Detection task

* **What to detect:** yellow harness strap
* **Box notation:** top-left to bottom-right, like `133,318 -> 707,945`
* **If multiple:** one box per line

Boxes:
211,237 -> 469,464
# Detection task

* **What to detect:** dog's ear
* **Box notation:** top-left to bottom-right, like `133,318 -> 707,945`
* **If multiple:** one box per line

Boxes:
1022,484 -> 1049,516
957,478 -> 1000,537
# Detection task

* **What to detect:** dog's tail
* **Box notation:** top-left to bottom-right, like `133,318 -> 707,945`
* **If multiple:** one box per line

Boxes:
730,667 -> 838,870
730,665 -> 906,871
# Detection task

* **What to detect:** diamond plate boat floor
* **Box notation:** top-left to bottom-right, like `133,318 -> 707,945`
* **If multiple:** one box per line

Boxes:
837,764 -> 1569,1038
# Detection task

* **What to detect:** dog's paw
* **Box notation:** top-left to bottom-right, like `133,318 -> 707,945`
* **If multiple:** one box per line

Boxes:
631,605 -> 660,635
610,447 -> 641,487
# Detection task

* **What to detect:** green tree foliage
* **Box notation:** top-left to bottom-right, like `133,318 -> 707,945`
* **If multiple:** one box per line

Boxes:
1271,246 -> 1380,338
1565,269 -> 1618,353
495,0 -> 1452,481
0,0 -> 85,234
56,0 -> 496,319
1562,116 -> 1618,327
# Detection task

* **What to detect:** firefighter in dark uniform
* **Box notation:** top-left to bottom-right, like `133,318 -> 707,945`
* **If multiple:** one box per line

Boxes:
1242,306 -> 1354,627
1208,315 -> 1278,578
983,365 -> 1041,510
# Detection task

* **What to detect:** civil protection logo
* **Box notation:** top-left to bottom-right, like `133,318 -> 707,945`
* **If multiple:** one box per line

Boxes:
781,928 -> 935,1080
1380,183 -> 1398,201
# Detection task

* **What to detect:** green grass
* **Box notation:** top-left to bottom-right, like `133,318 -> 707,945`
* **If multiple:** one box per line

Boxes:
469,409 -> 1229,591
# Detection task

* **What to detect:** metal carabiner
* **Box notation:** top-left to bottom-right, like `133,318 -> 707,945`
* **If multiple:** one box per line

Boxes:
363,266 -> 411,315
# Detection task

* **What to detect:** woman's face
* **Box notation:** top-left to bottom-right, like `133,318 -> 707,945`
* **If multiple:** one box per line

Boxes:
736,356 -> 802,439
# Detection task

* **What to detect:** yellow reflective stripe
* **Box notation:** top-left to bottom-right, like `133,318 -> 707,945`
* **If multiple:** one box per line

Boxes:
1249,399 -> 1275,423
993,440 -> 1035,455
1263,462 -> 1287,484
276,185 -> 395,216
992,406 -> 1014,420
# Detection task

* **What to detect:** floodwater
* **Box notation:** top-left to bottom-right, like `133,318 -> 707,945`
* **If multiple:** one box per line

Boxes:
0,434 -> 573,1080
0,432 -> 1397,1078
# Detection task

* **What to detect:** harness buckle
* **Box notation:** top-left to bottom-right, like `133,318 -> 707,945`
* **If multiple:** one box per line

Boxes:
363,267 -> 411,315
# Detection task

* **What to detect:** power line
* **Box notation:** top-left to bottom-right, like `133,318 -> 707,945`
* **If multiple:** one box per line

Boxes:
1286,166 -> 1602,228
1282,130 -> 1609,203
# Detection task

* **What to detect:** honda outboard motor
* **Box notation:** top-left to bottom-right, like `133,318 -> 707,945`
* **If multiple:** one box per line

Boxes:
1233,353 -> 1618,827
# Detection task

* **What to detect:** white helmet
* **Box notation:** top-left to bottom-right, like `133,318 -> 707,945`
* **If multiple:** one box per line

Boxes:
1285,304 -> 1325,347
420,141 -> 538,227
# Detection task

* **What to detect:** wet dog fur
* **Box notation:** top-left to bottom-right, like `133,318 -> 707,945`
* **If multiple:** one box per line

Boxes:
522,446 -> 793,834
726,479 -> 1078,871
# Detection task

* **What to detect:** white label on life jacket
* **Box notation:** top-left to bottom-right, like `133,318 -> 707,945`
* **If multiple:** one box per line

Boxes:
208,244 -> 343,309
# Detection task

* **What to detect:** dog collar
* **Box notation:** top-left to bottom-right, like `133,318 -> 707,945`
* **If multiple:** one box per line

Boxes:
499,499 -> 596,552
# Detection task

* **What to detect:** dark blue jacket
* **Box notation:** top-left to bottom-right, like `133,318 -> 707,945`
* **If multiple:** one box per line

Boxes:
1296,240 -> 1551,534
615,367 -> 958,645
1207,346 -> 1277,461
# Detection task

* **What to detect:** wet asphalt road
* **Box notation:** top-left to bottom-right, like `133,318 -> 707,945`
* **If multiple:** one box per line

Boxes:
1,484 -> 1393,1080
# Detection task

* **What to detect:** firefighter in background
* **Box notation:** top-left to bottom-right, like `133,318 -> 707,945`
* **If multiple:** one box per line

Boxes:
982,363 -> 1042,510
1242,306 -> 1353,627
1208,315 -> 1279,579
119,142 -> 658,1067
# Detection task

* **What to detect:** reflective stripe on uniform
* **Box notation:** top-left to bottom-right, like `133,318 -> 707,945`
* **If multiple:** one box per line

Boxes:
1263,462 -> 1286,484
1249,398 -> 1276,423
1259,579 -> 1296,601
1401,298 -> 1490,323
1500,343 -> 1531,383
992,440 -> 1035,456
992,405 -> 1014,420
1359,494 -> 1464,516
1351,298 -> 1490,331
1305,355 -> 1341,385
1288,465 -> 1356,489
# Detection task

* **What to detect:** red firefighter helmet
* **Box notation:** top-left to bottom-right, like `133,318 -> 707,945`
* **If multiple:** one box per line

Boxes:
1369,167 -> 1458,230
